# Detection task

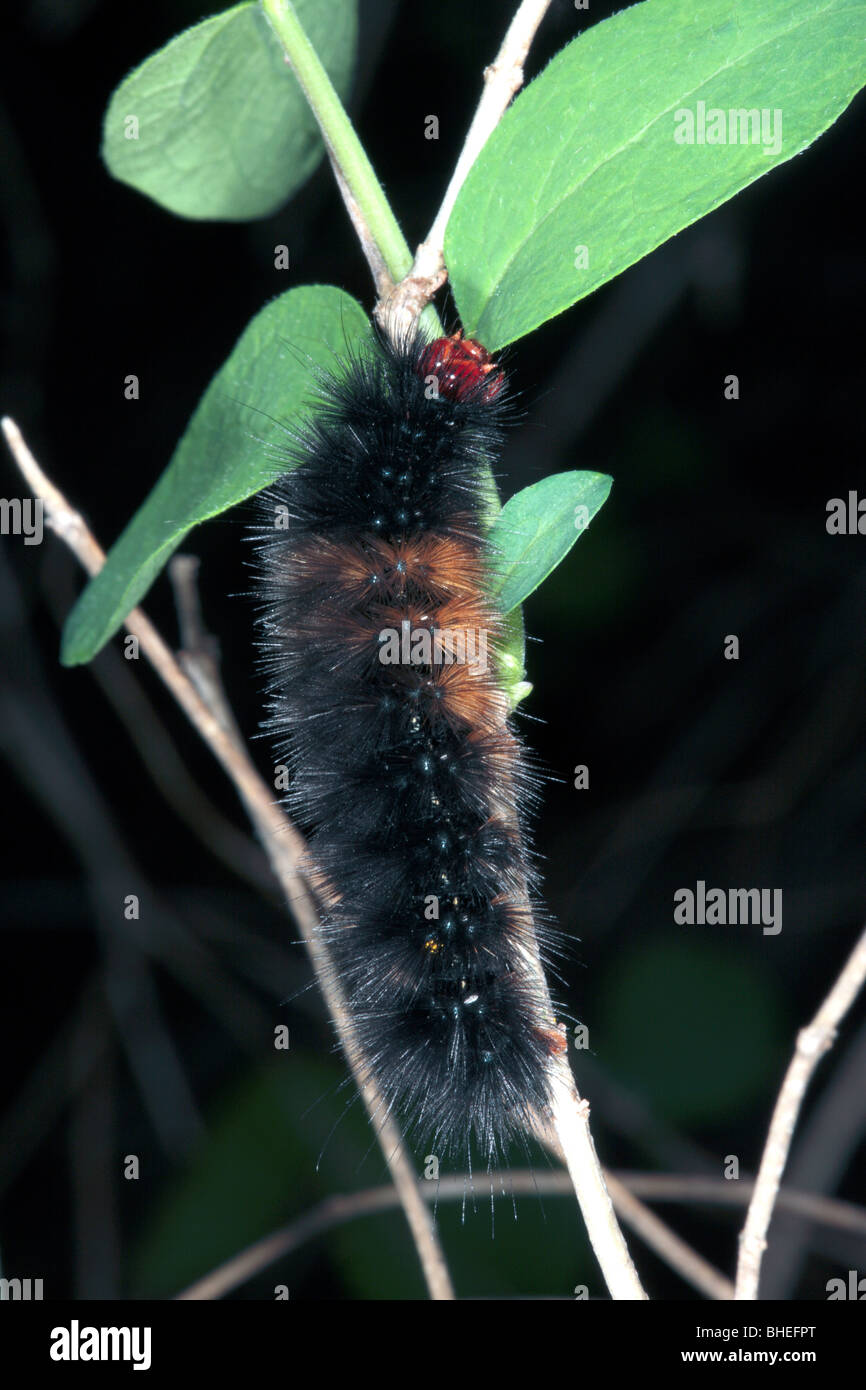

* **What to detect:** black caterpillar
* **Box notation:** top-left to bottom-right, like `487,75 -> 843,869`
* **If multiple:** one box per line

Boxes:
252,329 -> 563,1167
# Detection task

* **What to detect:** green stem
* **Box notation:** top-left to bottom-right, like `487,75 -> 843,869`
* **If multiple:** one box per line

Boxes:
262,0 -> 412,285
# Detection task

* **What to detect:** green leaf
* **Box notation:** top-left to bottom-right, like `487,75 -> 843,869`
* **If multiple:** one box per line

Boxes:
486,471 -> 612,619
446,0 -> 866,349
102,0 -> 358,220
61,286 -> 371,666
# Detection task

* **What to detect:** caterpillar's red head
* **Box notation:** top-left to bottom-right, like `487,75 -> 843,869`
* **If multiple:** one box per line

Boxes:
417,332 -> 505,404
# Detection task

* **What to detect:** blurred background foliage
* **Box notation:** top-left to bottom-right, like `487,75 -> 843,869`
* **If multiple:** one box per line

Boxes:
1,0 -> 864,1299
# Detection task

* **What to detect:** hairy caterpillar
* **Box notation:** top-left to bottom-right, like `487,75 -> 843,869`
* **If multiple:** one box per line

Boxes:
252,329 -> 564,1168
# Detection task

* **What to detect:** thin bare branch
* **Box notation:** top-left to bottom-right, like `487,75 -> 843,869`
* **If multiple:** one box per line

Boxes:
735,921 -> 866,1299
604,1170 -> 732,1300
377,0 -> 553,338
619,1172 -> 866,1238
326,153 -> 395,302
542,1059 -> 648,1299
169,554 -> 246,748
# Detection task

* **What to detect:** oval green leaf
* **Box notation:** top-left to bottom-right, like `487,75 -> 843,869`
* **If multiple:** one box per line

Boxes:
60,286 -> 371,666
486,470 -> 612,619
103,0 -> 358,220
446,0 -> 866,349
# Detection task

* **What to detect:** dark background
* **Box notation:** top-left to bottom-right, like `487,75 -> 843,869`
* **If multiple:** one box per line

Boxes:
1,0 -> 865,1300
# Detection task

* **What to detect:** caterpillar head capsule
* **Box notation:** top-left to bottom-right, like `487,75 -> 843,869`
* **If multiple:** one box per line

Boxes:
417,332 -> 505,404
